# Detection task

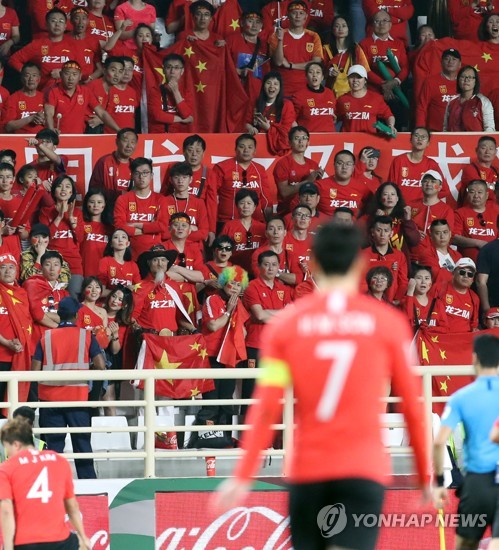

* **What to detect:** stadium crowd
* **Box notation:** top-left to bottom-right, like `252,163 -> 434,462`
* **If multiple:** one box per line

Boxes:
0,0 -> 497,462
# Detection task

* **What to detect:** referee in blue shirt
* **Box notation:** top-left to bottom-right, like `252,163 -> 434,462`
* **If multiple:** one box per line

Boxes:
433,333 -> 499,549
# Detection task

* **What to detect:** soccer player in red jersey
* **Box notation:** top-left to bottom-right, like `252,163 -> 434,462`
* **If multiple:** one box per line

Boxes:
291,62 -> 336,132
436,258 -> 480,333
414,49 -> 461,132
89,128 -> 138,202
114,157 -> 168,259
4,63 -> 45,135
456,136 -> 498,207
336,65 -> 395,135
317,149 -> 371,218
148,53 -> 193,134
272,126 -> 323,216
454,180 -> 499,263
0,419 -> 91,550
213,134 -> 272,227
215,223 -> 429,550
388,128 -> 451,205
268,0 -> 323,97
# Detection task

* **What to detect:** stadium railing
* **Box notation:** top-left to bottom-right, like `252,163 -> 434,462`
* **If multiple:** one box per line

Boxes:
0,365 -> 475,477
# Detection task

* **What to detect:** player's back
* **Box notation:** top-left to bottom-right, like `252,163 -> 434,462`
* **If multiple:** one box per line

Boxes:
0,448 -> 73,545
263,289 -> 419,484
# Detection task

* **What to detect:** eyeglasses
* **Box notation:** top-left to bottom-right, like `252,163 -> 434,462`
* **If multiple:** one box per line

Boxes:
335,161 -> 354,167
459,75 -> 476,81
48,295 -> 56,312
246,230 -> 253,247
294,213 -> 311,219
412,134 -> 429,141
241,169 -> 248,185
217,246 -> 233,252
373,19 -> 390,24
164,65 -> 183,70
477,213 -> 487,227
134,170 -> 152,177
458,269 -> 475,278
177,253 -> 187,267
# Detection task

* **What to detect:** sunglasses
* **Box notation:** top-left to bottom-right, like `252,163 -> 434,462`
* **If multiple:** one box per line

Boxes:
246,230 -> 253,247
458,269 -> 475,278
178,252 -> 187,267
477,213 -> 487,227
217,246 -> 233,252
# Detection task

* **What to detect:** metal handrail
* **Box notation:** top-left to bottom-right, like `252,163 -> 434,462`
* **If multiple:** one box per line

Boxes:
0,365 -> 474,477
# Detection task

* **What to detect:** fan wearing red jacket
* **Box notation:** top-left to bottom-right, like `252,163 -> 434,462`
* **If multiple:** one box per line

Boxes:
148,53 -> 193,134
363,0 -> 414,47
215,224 -> 429,550
114,158 -> 168,259
317,149 -> 371,218
336,65 -> 395,134
213,134 -> 272,227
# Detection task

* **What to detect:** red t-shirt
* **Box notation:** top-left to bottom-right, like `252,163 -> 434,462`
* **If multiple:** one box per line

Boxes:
201,293 -> 229,357
359,35 -> 409,88
457,162 -> 498,207
148,81 -> 193,134
362,245 -> 409,301
388,154 -> 450,204
272,153 -> 319,215
243,276 -> 292,348
401,295 -> 449,333
454,205 -> 499,262
3,90 -> 45,134
409,199 -> 455,236
292,86 -> 336,132
436,281 -> 479,333
89,152 -> 132,201
136,279 -> 185,332
235,289 -> 428,484
104,85 -> 139,134
87,12 -> 114,41
163,240 -> 205,272
363,0 -> 414,46
0,7 -> 19,45
317,175 -> 370,217
221,219 -> 266,273
250,244 -> 303,283
336,90 -> 393,134
163,195 -> 209,243
414,74 -> 459,131
77,304 -> 106,331
283,232 -> 312,264
46,84 -> 100,134
213,158 -> 271,223
114,191 -> 168,259
80,220 -> 111,277
0,449 -> 74,546
98,256 -> 140,289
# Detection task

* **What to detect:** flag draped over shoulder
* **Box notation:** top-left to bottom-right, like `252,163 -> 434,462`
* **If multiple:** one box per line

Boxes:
0,282 -> 32,410
413,38 -> 499,98
216,300 -> 249,367
142,41 -> 248,133
134,333 -> 214,398
415,328 -> 499,414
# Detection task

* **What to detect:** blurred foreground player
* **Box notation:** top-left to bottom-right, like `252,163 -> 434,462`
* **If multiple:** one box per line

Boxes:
0,418 -> 90,550
214,223 -> 430,550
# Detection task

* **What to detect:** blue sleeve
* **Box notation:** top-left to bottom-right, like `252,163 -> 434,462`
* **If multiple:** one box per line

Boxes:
89,335 -> 102,359
440,395 -> 462,430
33,341 -> 43,362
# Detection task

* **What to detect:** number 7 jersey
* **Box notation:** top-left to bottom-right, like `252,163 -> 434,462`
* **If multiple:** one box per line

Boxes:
0,448 -> 74,546
236,290 -> 429,485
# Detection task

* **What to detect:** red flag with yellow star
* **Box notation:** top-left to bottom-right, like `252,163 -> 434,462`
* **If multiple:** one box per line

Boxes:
0,280 -> 33,411
212,0 -> 243,38
142,39 -> 248,133
134,333 -> 214,398
413,38 -> 497,98
415,328 -> 499,414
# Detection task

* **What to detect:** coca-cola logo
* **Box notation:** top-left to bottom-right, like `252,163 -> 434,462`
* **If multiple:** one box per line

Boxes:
156,492 -> 292,549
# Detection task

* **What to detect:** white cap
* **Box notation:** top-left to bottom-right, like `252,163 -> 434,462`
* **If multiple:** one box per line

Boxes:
421,170 -> 442,182
347,65 -> 368,79
454,258 -> 476,271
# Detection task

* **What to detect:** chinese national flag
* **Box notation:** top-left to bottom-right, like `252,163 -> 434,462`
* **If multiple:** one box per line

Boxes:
134,333 -> 214,398
216,300 -> 249,367
413,38 -> 499,98
415,328 -> 499,414
212,0 -> 243,38
142,41 -> 248,133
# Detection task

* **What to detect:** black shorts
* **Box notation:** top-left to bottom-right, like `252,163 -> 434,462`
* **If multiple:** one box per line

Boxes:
457,472 -> 499,541
15,533 -> 79,550
289,477 -> 385,550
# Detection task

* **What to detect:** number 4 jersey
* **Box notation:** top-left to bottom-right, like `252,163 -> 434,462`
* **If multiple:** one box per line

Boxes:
0,448 -> 74,545
234,290 -> 429,486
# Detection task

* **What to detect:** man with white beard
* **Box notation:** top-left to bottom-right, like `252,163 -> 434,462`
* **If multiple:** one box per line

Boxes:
134,244 -> 195,335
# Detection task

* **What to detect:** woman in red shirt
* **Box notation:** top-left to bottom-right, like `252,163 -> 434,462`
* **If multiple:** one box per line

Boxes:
39,175 -> 84,298
80,189 -> 112,277
246,71 -> 296,156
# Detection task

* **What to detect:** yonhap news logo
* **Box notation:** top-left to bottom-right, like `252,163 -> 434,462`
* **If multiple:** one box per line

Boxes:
317,504 -> 348,537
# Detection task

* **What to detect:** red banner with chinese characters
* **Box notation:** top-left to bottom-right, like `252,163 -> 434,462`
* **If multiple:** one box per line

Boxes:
155,490 -> 492,549
0,493 -> 109,548
2,132 -> 493,202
